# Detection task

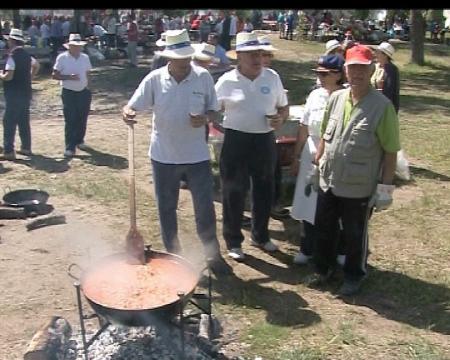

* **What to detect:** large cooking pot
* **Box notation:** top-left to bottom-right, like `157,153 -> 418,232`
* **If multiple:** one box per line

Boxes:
2,188 -> 52,216
68,247 -> 201,327
3,188 -> 49,206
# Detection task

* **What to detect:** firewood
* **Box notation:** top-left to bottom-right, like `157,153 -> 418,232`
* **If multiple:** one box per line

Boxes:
26,215 -> 66,231
23,316 -> 71,360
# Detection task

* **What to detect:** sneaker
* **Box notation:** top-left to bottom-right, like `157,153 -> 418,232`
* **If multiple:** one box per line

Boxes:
228,248 -> 245,261
208,256 -> 233,276
336,254 -> 346,267
304,269 -> 335,288
77,143 -> 89,151
270,205 -> 290,220
337,279 -> 363,296
64,149 -> 75,158
293,251 -> 311,265
17,148 -> 33,156
3,151 -> 16,160
241,215 -> 251,227
251,239 -> 279,252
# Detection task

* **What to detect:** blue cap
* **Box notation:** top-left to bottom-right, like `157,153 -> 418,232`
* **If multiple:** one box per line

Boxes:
315,54 -> 345,72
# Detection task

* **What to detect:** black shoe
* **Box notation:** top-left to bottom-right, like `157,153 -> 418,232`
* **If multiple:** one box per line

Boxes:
337,279 -> 363,297
304,269 -> 335,288
208,256 -> 233,276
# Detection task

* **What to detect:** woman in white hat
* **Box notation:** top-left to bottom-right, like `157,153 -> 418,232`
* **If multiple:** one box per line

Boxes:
371,41 -> 400,113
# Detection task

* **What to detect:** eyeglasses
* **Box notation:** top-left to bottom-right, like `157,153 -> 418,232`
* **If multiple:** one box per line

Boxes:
262,53 -> 274,58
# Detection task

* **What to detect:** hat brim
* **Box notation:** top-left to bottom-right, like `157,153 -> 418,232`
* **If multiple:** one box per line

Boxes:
159,46 -> 195,59
325,44 -> 341,55
260,45 -> 278,52
4,35 -> 24,41
313,66 -> 340,72
64,41 -> 87,48
377,48 -> 393,59
155,39 -> 166,47
345,59 -> 372,66
236,45 -> 263,52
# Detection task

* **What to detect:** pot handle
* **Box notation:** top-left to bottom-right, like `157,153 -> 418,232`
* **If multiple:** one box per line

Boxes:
67,263 -> 83,281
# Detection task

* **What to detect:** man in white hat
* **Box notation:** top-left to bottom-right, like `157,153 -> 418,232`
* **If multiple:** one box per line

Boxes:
52,33 -> 92,157
122,29 -> 232,276
0,28 -> 40,160
214,31 -> 289,261
324,39 -> 344,56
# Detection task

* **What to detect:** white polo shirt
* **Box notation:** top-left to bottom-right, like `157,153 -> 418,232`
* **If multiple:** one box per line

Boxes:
128,64 -> 219,164
53,51 -> 92,92
215,68 -> 288,133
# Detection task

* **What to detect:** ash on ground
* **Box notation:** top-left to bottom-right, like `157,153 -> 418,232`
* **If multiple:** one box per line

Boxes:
63,315 -> 228,360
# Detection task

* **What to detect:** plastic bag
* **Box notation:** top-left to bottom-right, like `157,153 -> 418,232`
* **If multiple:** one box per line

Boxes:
395,149 -> 411,181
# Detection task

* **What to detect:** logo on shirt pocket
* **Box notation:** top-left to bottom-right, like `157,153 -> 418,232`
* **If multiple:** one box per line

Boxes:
260,86 -> 270,94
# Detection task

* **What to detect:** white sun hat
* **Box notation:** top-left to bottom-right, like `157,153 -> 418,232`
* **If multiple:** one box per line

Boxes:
158,29 -> 195,59
325,39 -> 341,55
258,35 -> 278,52
377,41 -> 395,59
4,28 -> 24,42
192,42 -> 218,62
63,33 -> 87,48
235,31 -> 263,52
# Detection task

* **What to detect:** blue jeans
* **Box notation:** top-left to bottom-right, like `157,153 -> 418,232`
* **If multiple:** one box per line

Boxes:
61,88 -> 92,151
151,159 -> 221,258
2,94 -> 31,153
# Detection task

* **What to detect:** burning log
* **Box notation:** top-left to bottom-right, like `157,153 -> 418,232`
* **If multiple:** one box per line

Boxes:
24,316 -> 72,360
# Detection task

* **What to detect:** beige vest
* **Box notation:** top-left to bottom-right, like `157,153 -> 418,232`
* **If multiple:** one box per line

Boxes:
319,88 -> 390,198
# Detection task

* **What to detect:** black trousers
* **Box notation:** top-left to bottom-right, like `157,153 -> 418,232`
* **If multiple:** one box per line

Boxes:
61,88 -> 92,151
2,94 -> 31,153
220,129 -> 277,249
314,188 -> 371,281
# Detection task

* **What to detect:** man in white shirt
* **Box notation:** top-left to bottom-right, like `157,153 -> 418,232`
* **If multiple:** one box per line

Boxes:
52,34 -> 92,158
122,29 -> 231,276
215,31 -> 289,261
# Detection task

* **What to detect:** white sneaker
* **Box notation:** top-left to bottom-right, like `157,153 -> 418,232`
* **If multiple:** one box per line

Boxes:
228,248 -> 245,261
251,240 -> 279,252
337,254 -> 346,267
293,251 -> 311,265
64,149 -> 75,157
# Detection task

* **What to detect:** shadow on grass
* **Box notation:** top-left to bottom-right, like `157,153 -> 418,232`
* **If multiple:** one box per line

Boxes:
409,165 -> 450,182
208,266 -> 320,328
400,93 -> 450,116
75,145 -> 128,169
340,265 -> 450,335
13,154 -> 70,173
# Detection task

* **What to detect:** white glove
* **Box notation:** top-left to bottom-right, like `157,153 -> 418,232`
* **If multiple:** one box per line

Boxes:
371,184 -> 395,212
305,164 -> 320,192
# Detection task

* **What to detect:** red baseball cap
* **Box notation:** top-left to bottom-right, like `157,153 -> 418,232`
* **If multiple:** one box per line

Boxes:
345,44 -> 373,66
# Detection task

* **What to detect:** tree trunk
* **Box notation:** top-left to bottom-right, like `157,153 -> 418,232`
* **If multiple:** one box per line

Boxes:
410,10 -> 425,66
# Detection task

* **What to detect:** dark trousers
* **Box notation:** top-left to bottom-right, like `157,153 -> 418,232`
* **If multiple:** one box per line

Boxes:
273,154 -> 282,207
301,220 -> 346,257
220,129 -> 277,249
61,88 -> 92,151
314,188 -> 371,281
2,94 -> 31,153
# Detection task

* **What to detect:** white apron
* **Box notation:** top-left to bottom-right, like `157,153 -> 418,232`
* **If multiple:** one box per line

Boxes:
290,136 -> 319,224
